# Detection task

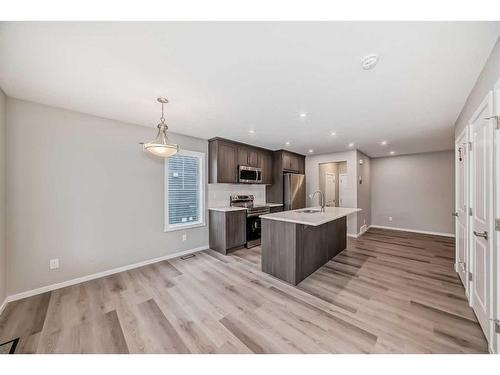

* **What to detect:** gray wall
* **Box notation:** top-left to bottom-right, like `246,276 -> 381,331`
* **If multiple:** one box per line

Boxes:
6,99 -> 209,295
0,89 -> 6,304
455,37 -> 500,136
371,150 -> 455,235
356,150 -> 371,232
306,150 -> 358,235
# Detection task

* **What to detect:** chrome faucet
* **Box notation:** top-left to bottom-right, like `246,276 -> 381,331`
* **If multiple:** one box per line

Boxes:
309,190 -> 325,212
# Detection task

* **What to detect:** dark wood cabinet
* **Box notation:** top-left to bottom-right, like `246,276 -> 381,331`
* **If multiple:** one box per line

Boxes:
237,146 -> 259,168
269,205 -> 283,213
282,151 -> 301,172
209,209 -> 246,254
209,138 -> 275,184
259,150 -> 273,185
209,139 -> 238,183
209,138 -> 303,186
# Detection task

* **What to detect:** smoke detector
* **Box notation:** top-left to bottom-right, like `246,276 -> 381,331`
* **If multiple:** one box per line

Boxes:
361,54 -> 379,70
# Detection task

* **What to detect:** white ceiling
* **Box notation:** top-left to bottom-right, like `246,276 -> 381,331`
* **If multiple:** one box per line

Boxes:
1,22 -> 499,157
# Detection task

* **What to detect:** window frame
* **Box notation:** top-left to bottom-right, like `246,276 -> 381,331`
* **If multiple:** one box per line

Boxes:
164,149 -> 206,232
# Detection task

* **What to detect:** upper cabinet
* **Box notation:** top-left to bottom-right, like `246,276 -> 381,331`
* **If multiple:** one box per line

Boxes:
237,146 -> 259,168
209,139 -> 238,183
209,138 -> 304,185
282,151 -> 305,174
259,150 -> 274,185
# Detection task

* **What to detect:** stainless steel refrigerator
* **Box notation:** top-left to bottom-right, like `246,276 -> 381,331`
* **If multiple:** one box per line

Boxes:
283,173 -> 306,211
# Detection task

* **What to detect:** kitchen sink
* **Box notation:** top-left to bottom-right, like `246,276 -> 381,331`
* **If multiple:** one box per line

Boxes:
298,209 -> 321,214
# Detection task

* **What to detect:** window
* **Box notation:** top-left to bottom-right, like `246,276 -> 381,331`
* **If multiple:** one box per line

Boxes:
165,150 -> 205,231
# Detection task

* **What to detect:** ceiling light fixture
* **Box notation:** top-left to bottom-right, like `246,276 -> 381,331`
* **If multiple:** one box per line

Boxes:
285,141 -> 291,146
348,143 -> 354,147
299,112 -> 307,118
142,98 -> 179,158
390,151 -> 395,155
308,149 -> 314,153
330,131 -> 337,136
249,130 -> 255,134
381,140 -> 387,146
361,54 -> 379,70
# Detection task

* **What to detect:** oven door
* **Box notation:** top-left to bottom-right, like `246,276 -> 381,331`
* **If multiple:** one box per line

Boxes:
239,166 -> 261,183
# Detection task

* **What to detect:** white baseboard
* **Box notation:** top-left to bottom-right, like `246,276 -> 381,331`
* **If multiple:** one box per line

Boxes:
347,233 -> 358,239
4,245 -> 209,305
369,225 -> 455,238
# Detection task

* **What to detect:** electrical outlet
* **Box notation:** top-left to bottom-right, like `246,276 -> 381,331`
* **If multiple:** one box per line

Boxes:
182,234 -> 187,241
49,258 -> 59,270
388,216 -> 393,222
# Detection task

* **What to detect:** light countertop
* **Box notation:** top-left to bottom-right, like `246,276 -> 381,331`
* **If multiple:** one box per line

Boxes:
208,207 -> 247,212
266,203 -> 284,208
260,206 -> 361,226
209,203 -> 283,212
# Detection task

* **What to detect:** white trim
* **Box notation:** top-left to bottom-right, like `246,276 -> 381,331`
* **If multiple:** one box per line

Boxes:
3,245 -> 208,305
347,233 -> 358,239
369,225 -> 455,238
164,149 -> 206,232
455,124 -> 468,144
0,297 -> 8,316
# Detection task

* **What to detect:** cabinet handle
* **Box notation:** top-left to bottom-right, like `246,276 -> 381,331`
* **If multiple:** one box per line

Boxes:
452,212 -> 459,217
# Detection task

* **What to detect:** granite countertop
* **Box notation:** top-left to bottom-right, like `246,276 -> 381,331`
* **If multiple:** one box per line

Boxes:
260,206 -> 361,226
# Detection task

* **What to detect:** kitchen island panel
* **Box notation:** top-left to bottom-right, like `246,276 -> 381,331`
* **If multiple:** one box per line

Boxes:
261,216 -> 347,285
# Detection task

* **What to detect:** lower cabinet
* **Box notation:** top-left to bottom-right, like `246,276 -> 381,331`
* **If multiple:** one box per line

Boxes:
269,206 -> 283,213
209,209 -> 246,254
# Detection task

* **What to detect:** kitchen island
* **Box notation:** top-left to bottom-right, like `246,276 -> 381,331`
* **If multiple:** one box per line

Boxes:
260,207 -> 361,285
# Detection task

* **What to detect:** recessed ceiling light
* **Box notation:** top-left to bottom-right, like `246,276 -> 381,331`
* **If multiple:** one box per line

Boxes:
299,112 -> 307,118
330,131 -> 337,136
285,141 -> 291,146
390,151 -> 395,155
249,130 -> 255,134
361,54 -> 379,70
348,143 -> 354,147
381,140 -> 387,146
308,149 -> 314,153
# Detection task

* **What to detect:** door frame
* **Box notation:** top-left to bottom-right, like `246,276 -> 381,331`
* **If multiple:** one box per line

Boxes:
455,125 -> 469,295
468,90 -> 496,352
339,173 -> 348,207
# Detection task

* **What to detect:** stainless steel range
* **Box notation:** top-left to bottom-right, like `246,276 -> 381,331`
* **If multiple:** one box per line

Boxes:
230,195 -> 270,248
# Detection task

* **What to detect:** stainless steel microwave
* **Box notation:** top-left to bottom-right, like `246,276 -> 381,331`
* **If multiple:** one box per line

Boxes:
238,166 -> 262,183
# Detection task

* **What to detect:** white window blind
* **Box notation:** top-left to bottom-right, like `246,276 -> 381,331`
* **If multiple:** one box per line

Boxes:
165,150 -> 205,231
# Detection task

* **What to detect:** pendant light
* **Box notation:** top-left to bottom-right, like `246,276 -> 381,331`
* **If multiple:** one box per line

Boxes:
143,97 -> 179,157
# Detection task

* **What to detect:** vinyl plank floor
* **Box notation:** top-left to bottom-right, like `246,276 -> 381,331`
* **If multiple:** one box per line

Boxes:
0,228 -> 488,353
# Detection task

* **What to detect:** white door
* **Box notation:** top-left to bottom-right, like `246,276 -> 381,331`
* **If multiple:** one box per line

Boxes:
455,130 -> 469,291
324,172 -> 336,207
339,173 -> 347,207
493,83 -> 500,353
470,92 -> 495,344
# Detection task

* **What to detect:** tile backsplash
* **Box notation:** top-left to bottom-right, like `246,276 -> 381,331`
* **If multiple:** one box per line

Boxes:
208,184 -> 266,207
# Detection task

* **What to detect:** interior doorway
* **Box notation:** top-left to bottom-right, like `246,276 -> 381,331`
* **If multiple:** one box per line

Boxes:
318,161 -> 347,207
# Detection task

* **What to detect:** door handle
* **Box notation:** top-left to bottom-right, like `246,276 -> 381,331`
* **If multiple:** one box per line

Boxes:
452,212 -> 459,217
473,230 -> 488,240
